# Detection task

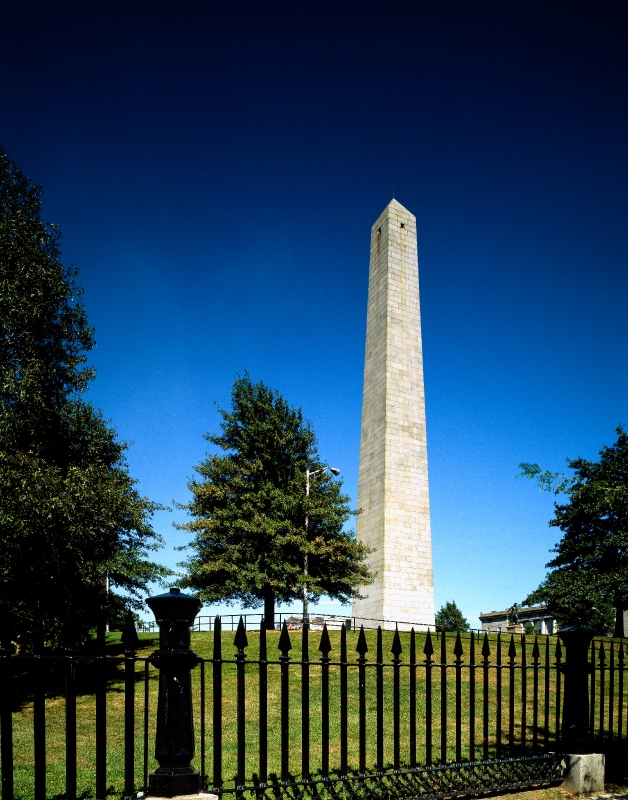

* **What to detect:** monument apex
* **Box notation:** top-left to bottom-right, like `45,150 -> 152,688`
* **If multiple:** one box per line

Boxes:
352,199 -> 435,630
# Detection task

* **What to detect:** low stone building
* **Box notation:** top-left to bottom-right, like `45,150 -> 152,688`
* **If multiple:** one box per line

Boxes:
480,604 -> 628,636
479,605 -> 557,635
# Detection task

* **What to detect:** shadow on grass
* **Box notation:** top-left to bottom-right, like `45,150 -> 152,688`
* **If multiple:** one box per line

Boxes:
8,635 -> 160,710
212,755 -> 566,800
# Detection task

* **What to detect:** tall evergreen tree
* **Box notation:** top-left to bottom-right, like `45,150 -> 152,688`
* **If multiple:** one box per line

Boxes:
521,427 -> 628,634
435,600 -> 470,632
178,374 -> 373,627
0,145 -> 168,646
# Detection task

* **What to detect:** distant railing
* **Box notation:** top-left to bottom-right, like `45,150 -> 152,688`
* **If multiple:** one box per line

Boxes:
136,610 -> 529,636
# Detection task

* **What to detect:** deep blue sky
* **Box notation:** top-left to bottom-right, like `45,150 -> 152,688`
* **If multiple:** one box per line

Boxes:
3,2 -> 627,627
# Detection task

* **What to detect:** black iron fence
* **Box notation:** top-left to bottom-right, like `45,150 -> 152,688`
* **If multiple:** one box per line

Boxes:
1,605 -> 627,800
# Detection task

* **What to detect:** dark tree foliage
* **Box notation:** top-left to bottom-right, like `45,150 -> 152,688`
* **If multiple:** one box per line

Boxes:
435,600 -> 470,632
521,427 -> 628,634
0,145 -> 168,647
178,374 -> 373,627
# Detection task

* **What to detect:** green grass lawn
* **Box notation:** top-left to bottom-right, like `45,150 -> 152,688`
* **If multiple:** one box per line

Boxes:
6,627 -> 617,800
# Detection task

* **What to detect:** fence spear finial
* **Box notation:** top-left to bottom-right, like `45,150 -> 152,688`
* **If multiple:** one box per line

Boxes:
423,629 -> 434,658
278,620 -> 292,657
121,612 -> 139,652
356,625 -> 368,657
532,635 -> 540,661
318,623 -> 332,658
234,616 -> 248,653
391,624 -> 403,658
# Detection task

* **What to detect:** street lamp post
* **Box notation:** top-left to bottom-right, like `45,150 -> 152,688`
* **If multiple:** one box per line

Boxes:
303,465 -> 340,623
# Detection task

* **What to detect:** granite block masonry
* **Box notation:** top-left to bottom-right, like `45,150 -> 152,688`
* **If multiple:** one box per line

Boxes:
561,754 -> 605,797
352,199 -> 435,631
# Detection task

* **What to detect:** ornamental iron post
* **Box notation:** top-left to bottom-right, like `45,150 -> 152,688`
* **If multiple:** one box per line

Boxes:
146,587 -> 202,797
558,625 -> 596,752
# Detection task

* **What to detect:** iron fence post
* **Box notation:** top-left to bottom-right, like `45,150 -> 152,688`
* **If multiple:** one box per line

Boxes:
558,625 -> 596,752
146,587 -> 202,796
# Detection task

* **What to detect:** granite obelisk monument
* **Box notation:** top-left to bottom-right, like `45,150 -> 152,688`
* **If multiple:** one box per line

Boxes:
352,200 -> 435,630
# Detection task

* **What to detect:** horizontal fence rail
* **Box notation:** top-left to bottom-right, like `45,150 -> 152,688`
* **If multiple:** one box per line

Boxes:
1,611 -> 627,800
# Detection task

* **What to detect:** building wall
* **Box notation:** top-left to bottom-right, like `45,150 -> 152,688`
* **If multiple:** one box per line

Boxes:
480,607 -> 628,635
352,200 -> 434,630
479,606 -> 557,634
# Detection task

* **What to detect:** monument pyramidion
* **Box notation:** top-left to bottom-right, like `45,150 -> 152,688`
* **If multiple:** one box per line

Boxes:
352,199 -> 435,631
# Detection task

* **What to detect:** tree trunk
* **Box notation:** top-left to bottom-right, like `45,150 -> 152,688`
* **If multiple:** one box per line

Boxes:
263,589 -> 275,630
613,596 -> 625,638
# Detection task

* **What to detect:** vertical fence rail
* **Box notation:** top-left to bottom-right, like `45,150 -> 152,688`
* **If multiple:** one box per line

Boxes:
33,602 -> 46,800
301,623 -> 310,783
555,638 -> 562,744
95,607 -> 107,800
481,634 -> 490,761
520,635 -> 527,753
200,658 -> 206,789
532,637 -> 540,754
123,651 -> 134,798
618,641 -> 625,739
258,621 -> 268,787
589,639 -> 595,738
440,632 -> 447,764
122,614 -> 139,800
609,641 -> 615,739
543,636 -> 550,749
599,641 -> 606,740
235,618 -> 247,796
392,627 -> 402,771
143,659 -> 149,796
424,632 -> 434,768
409,628 -> 417,769
376,628 -> 384,771
319,625 -> 331,781
64,607 -> 77,800
454,633 -> 463,763
508,635 -> 516,757
278,622 -> 291,783
0,624 -> 14,800
213,617 -> 223,792
496,632 -> 503,760
468,631 -> 475,763
356,626 -> 368,775
340,625 -> 348,777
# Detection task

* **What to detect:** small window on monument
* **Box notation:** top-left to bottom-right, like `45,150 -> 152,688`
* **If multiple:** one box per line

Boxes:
378,227 -> 381,234
400,223 -> 405,228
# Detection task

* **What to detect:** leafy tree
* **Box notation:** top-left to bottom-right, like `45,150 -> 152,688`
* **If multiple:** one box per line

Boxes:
177,374 -> 374,627
0,145 -> 168,647
523,621 -> 536,636
520,427 -> 628,635
435,600 -> 470,632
